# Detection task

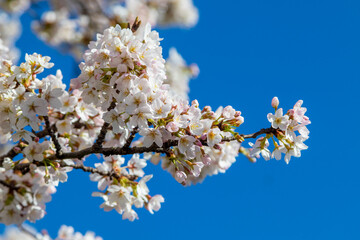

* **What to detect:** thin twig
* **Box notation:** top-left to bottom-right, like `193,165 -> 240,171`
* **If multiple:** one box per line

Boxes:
93,102 -> 116,150
0,179 -> 19,190
241,127 -> 277,139
123,127 -> 138,149
14,160 -> 137,182
44,116 -> 62,157
60,162 -> 137,181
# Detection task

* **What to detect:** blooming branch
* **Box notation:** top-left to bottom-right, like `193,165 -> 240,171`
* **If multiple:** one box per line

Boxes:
0,13 -> 310,231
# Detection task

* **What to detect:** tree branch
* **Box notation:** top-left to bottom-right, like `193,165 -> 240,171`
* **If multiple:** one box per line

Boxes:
13,160 -> 137,182
241,127 -> 277,139
4,127 -> 277,169
48,127 -> 278,161
44,116 -> 62,157
48,143 -> 168,161
60,162 -> 137,181
93,102 -> 116,150
123,127 -> 138,149
0,179 -> 19,191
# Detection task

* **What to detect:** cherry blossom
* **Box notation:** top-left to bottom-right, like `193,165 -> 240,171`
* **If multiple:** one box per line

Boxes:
0,4 -> 311,237
267,108 -> 289,131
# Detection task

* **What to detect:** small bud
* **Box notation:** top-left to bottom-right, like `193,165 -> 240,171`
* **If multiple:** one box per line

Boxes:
236,116 -> 244,126
166,122 -> 179,133
213,144 -> 222,150
271,97 -> 279,109
202,106 -> 212,113
13,147 -> 21,153
34,137 -> 40,143
191,100 -> 199,108
189,63 -> 200,77
175,171 -> 187,184
193,139 -> 202,147
202,154 -> 212,165
131,16 -> 141,33
3,60 -> 11,68
200,134 -> 207,141
235,134 -> 245,143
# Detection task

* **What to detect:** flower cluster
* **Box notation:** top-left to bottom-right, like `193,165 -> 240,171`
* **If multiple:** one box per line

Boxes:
164,48 -> 199,99
0,0 -> 313,238
0,20 -> 311,233
0,0 -> 30,14
0,12 -> 20,61
118,0 -> 199,27
155,103 -> 244,186
18,0 -> 197,59
0,38 -> 10,62
0,225 -> 102,240
249,97 -> 310,164
0,50 -> 61,144
73,23 -> 246,186
0,45 -> 90,224
0,161 -> 57,225
90,155 -> 164,221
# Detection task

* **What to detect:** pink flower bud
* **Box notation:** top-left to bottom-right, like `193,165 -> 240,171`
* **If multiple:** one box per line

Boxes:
202,155 -> 212,165
166,122 -> 179,133
191,100 -> 199,108
222,106 -> 235,119
202,106 -> 212,113
190,63 -> 200,77
200,134 -> 207,141
236,116 -> 244,125
271,97 -> 279,109
34,137 -> 40,142
175,171 -> 187,184
13,147 -> 21,153
194,139 -> 203,147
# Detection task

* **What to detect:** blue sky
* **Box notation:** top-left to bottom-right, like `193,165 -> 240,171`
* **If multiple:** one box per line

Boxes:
2,0 -> 360,239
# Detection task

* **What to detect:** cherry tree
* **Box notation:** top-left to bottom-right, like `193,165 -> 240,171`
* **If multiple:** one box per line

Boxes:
0,1 -> 310,239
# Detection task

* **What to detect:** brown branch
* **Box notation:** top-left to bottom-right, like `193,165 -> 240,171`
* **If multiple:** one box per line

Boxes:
45,127 -> 277,161
60,162 -> 138,181
0,179 -> 19,190
123,127 -> 138,149
44,116 -> 62,157
5,127 -> 277,170
93,102 -> 116,150
241,127 -> 277,139
48,143 -> 168,161
14,160 -> 137,182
